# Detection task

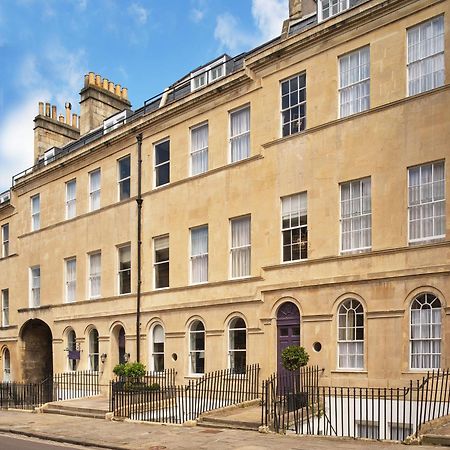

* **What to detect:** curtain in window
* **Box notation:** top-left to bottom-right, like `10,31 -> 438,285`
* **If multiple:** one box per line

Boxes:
191,125 -> 208,176
66,181 -> 76,218
230,107 -> 250,162
231,217 -> 251,278
89,329 -> 99,371
31,268 -> 40,307
66,259 -> 76,303
409,162 -> 445,242
90,253 -> 101,298
189,321 -> 205,374
339,46 -> 370,117
191,227 -> 208,283
90,170 -> 101,210
229,318 -> 246,374
408,16 -> 444,95
410,294 -> 441,369
152,325 -> 164,372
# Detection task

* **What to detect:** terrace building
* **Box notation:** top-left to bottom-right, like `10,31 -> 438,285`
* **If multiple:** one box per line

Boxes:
0,0 -> 448,393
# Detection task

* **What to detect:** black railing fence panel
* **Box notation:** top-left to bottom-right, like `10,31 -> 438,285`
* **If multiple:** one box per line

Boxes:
262,368 -> 450,442
0,370 -> 101,409
110,364 -> 260,424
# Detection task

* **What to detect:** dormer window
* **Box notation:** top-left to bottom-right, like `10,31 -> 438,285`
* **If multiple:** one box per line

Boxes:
318,0 -> 363,22
191,56 -> 226,91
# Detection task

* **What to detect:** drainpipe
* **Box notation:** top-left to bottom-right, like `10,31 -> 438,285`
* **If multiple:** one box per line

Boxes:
136,133 -> 143,362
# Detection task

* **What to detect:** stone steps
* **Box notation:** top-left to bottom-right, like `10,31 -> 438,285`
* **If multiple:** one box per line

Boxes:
421,433 -> 450,447
42,401 -> 109,420
198,415 -> 260,431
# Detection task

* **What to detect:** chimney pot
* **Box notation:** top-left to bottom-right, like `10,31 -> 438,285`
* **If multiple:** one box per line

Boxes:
108,81 -> 115,93
65,102 -> 72,124
115,84 -> 121,96
45,103 -> 51,117
51,105 -> 57,119
88,72 -> 95,85
95,74 -> 101,86
72,113 -> 78,128
38,102 -> 44,115
59,114 -> 65,123
102,78 -> 109,90
121,87 -> 128,100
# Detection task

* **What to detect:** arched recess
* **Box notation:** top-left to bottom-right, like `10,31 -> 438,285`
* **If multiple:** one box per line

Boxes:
20,319 -> 53,383
276,301 -> 301,375
111,323 -> 127,366
2,347 -> 11,382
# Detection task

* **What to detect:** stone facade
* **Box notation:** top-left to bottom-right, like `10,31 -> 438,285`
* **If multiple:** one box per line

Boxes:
0,0 -> 448,388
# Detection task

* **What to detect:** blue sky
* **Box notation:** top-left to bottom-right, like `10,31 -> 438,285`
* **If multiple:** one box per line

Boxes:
0,0 -> 287,192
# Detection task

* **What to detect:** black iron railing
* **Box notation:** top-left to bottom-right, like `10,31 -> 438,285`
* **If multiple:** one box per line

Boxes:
262,368 -> 450,442
110,364 -> 260,424
53,370 -> 100,401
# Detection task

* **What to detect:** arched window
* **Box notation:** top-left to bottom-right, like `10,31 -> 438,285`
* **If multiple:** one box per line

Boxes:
229,317 -> 246,374
338,299 -> 364,369
410,293 -> 442,369
3,348 -> 10,382
151,324 -> 165,372
88,328 -> 99,371
67,329 -> 78,371
189,320 -> 205,375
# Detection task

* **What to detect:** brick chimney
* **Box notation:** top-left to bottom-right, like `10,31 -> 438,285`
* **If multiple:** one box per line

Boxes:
79,72 -> 131,135
282,0 -> 317,35
33,101 -> 80,162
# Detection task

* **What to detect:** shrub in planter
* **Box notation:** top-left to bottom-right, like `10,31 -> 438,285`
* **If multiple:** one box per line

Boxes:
281,345 -> 309,371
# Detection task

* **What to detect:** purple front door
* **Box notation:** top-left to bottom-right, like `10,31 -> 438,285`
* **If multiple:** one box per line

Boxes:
277,302 -> 300,375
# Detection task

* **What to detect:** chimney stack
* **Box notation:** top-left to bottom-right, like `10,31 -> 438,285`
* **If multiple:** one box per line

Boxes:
282,0 -> 317,35
79,72 -> 131,135
33,101 -> 80,162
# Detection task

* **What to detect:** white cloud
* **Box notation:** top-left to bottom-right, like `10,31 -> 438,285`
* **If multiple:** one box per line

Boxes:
190,8 -> 205,23
128,3 -> 149,25
214,0 -> 286,53
0,92 -> 48,191
214,13 -> 256,53
0,44 -> 87,191
251,0 -> 286,41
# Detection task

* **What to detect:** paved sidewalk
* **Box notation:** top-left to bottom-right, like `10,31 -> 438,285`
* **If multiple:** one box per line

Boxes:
0,410 -> 441,450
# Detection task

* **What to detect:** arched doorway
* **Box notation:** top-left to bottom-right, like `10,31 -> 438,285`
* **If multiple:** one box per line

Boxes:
111,324 -> 126,367
277,302 -> 300,375
20,319 -> 53,383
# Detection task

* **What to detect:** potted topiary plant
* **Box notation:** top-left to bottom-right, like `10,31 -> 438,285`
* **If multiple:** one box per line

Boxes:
281,345 -> 309,411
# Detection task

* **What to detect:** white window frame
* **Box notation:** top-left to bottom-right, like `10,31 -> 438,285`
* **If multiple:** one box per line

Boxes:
154,235 -> 169,289
190,56 -> 226,91
229,105 -> 250,163
337,299 -> 365,370
117,244 -> 131,295
280,72 -> 307,138
88,328 -> 99,372
31,194 -> 40,231
150,323 -> 165,372
89,169 -> 101,211
228,317 -> 247,374
190,226 -> 208,284
230,216 -> 251,279
1,223 -> 9,258
408,161 -> 445,244
339,46 -> 370,118
318,0 -> 355,22
65,257 -> 76,303
66,179 -> 77,220
281,193 -> 307,263
88,251 -> 101,299
340,177 -> 372,253
118,155 -> 131,201
189,320 -> 205,376
410,293 -> 441,370
407,15 -> 445,97
29,266 -> 40,308
67,329 -> 78,372
154,139 -> 170,188
1,289 -> 9,327
190,123 -> 209,176
2,348 -> 10,382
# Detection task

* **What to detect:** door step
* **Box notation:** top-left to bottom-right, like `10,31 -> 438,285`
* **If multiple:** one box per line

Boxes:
43,402 -> 108,419
198,416 -> 260,431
